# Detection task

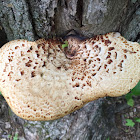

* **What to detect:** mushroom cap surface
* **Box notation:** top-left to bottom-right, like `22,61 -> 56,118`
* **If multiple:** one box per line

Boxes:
0,32 -> 140,121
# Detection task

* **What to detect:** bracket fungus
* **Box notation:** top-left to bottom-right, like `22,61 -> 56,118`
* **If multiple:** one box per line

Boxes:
0,32 -> 140,121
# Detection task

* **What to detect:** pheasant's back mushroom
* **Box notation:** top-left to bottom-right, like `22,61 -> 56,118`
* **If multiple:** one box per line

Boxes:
0,32 -> 140,121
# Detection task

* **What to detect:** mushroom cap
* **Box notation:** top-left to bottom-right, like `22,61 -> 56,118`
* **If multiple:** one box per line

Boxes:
0,32 -> 140,121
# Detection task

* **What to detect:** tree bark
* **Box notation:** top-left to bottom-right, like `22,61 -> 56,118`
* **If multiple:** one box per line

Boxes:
0,0 -> 140,140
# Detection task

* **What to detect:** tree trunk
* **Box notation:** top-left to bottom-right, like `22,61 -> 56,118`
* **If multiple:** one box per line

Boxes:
0,0 -> 140,140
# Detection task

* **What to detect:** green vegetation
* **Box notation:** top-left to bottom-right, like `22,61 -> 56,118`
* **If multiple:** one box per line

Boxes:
8,134 -> 12,138
125,119 -> 135,127
62,41 -> 68,49
135,118 -> 140,123
13,133 -> 18,140
125,81 -> 140,107
125,118 -> 140,127
125,81 -> 140,127
7,133 -> 18,140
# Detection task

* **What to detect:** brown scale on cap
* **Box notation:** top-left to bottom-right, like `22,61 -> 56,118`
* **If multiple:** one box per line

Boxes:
0,32 -> 140,121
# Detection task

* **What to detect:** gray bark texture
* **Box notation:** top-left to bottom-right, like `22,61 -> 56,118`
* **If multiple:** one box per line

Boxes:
0,0 -> 140,140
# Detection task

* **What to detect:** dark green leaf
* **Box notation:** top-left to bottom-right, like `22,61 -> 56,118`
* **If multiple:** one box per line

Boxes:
134,118 -> 140,123
125,92 -> 133,100
131,81 -> 140,96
